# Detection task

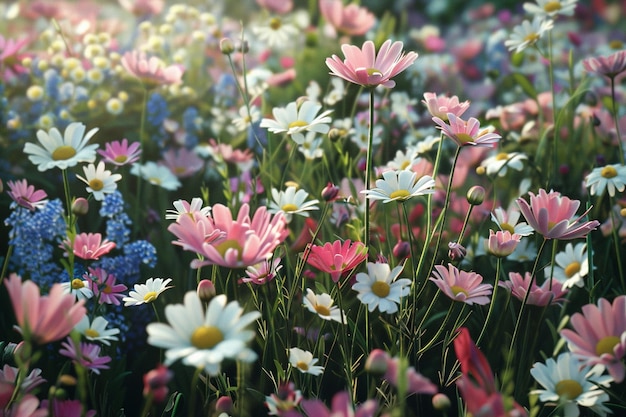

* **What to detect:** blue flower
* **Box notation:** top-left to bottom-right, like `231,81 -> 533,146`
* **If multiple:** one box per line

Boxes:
146,92 -> 170,127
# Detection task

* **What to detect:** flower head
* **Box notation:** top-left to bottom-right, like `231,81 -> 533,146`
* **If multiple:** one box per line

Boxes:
77,161 -> 122,201
6,179 -> 48,211
260,100 -> 333,145
66,232 -> 116,260
433,113 -> 501,148
504,16 -> 554,53
492,205 -> 534,236
303,288 -> 346,323
269,186 -> 320,222
422,92 -> 470,120
306,239 -> 367,282
362,170 -> 435,203
74,315 -> 120,346
123,278 -> 173,306
59,337 -> 111,374
523,0 -> 578,18
121,50 -> 184,86
288,347 -> 324,376
499,272 -> 568,306
130,161 -> 181,191
301,391 -> 377,417
143,365 -> 173,403
546,242 -> 589,289
583,49 -> 626,79
0,35 -> 30,80
24,122 -> 99,171
326,40 -> 418,88
485,230 -> 522,258
352,262 -> 411,314
87,267 -> 127,306
97,138 -> 141,166
430,264 -> 492,305
165,197 -> 211,221
319,0 -> 376,36
60,278 -> 93,301
585,164 -> 626,197
479,152 -> 527,177
265,382 -> 302,416
240,258 -> 283,285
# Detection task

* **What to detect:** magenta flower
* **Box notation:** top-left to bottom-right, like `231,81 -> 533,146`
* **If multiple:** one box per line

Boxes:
499,272 -> 568,306
306,239 -> 368,282
2,394 -> 47,417
429,263 -> 492,305
326,40 -> 418,88
432,113 -> 501,147
422,92 -> 470,121
42,399 -> 96,417
516,189 -> 600,240
583,49 -> 626,79
97,138 -> 141,166
59,337 -> 111,375
4,274 -> 86,345
485,230 -> 521,258
319,0 -> 376,36
6,179 -> 48,211
65,232 -> 116,260
87,267 -> 127,306
301,391 -> 377,417
0,35 -> 30,81
560,295 -> 626,383
121,50 -> 184,86
0,365 -> 46,396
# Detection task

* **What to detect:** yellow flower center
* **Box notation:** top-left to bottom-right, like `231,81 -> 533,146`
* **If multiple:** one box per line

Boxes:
148,177 -> 162,185
500,222 -> 515,234
315,304 -> 331,317
143,291 -> 158,302
595,335 -> 620,356
296,361 -> 309,371
281,203 -> 299,212
390,190 -> 411,200
366,68 -> 382,76
174,167 -> 186,175
544,1 -> 562,12
564,262 -> 580,278
269,17 -> 282,30
524,33 -> 540,44
103,285 -> 112,294
114,155 -> 128,163
89,178 -> 104,191
85,328 -> 99,338
371,281 -> 391,298
554,379 -> 583,400
455,133 -> 473,145
496,152 -> 510,161
52,145 -> 77,161
213,239 -> 244,260
400,160 -> 410,170
609,40 -> 623,50
601,166 -> 618,179
288,120 -> 308,129
191,325 -> 224,349
71,279 -> 85,289
450,285 -> 469,297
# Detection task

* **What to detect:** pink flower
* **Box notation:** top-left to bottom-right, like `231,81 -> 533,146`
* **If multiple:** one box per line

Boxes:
121,50 -> 184,86
319,0 -> 376,36
432,113 -> 501,148
6,179 -> 48,211
41,399 -> 96,417
301,391 -> 377,417
516,189 -> 600,240
87,267 -> 127,305
4,274 -> 86,344
381,355 -> 438,396
3,394 -> 47,417
0,365 -> 45,401
430,263 -> 492,305
499,272 -> 568,306
255,0 -> 293,14
159,147 -> 204,178
59,337 -> 111,375
97,138 -> 141,166
326,40 -> 418,88
583,49 -> 626,79
0,35 -> 30,81
485,230 -> 521,257
118,0 -> 164,16
306,239 -> 368,282
168,211 -> 225,253
560,295 -> 626,382
66,232 -> 116,260
422,92 -> 470,120
143,364 -> 173,403
239,257 -> 283,285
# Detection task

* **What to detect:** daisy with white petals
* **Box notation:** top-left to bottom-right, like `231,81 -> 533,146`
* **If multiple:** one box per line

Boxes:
288,347 -> 324,376
74,316 -> 120,346
504,16 -> 554,54
268,186 -> 319,222
585,164 -> 626,197
260,100 -> 333,145
130,161 -> 181,191
479,152 -> 527,177
362,170 -> 435,203
303,289 -> 346,324
165,198 -> 211,221
77,161 -> 122,201
123,278 -> 173,307
523,0 -> 578,18
546,242 -> 589,289
352,262 -> 412,314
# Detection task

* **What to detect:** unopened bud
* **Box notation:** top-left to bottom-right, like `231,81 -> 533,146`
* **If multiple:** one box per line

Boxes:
393,241 -> 411,259
215,396 -> 234,414
58,375 -> 77,386
364,349 -> 390,375
466,185 -> 485,206
448,242 -> 467,261
197,279 -> 216,302
219,38 -> 234,55
432,393 -> 451,411
72,198 -> 89,216
620,208 -> 626,217
327,128 -> 343,142
321,182 -> 340,202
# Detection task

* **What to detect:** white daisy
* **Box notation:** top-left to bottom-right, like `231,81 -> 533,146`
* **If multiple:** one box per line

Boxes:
24,122 -> 99,171
303,289 -> 345,324
492,205 -> 534,236
130,161 -> 181,191
232,104 -> 260,132
323,78 -> 346,107
288,348 -> 324,376
298,131 -> 325,160
123,277 -> 173,307
260,100 -> 333,145
60,277 -> 94,301
146,292 -> 261,375
508,237 -> 538,263
76,161 -> 122,201
585,164 -> 626,197
361,170 -> 435,203
252,16 -> 299,48
268,186 -> 319,222
74,316 -> 120,346
479,152 -> 527,177
546,242 -> 589,289
352,262 -> 412,314
165,198 -> 211,221
504,16 -> 554,54
523,0 -> 578,18
350,120 -> 382,151
530,352 -> 613,417
383,149 -> 420,172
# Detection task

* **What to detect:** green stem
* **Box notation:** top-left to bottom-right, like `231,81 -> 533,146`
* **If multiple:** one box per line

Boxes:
364,88 -> 376,249
476,257 -> 502,346
417,300 -> 455,355
134,87 -> 149,236
609,76 -> 625,164
188,366 -> 204,417
0,245 -> 13,287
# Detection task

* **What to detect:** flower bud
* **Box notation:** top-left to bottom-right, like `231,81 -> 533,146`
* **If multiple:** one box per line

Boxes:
72,198 -> 89,216
58,375 -> 77,386
448,242 -> 467,261
393,241 -> 411,259
327,128 -> 343,142
321,182 -> 340,202
219,38 -> 234,55
466,185 -> 485,206
364,349 -> 390,375
432,393 -> 451,411
197,279 -> 216,302
143,365 -> 173,403
215,396 -> 234,414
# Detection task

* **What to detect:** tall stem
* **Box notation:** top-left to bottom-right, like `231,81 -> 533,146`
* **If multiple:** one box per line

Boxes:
476,257 -> 502,346
609,76 -> 625,164
363,88 -> 375,249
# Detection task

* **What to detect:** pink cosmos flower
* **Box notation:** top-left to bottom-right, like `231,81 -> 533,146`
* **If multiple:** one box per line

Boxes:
319,0 -> 376,36
118,0 -> 164,16
86,267 -> 127,305
168,211 -> 225,253
2,394 -> 47,417
367,351 -> 438,396
485,230 -> 521,258
256,0 -> 293,14
66,232 -> 116,260
0,35 -> 30,81
326,40 -> 418,88
516,189 -> 600,240
583,49 -> 626,79
59,337 -> 111,375
422,92 -> 470,121
560,295 -> 626,383
41,399 -> 96,417
499,272 -> 568,306
208,139 -> 255,171
239,257 -> 283,285
121,50 -> 184,86
429,263 -> 492,305
0,365 -> 45,402
432,113 -> 501,148
301,391 -> 377,417
159,147 -> 204,178
97,138 -> 141,166
6,179 -> 48,211
5,274 -> 86,345
306,239 -> 368,283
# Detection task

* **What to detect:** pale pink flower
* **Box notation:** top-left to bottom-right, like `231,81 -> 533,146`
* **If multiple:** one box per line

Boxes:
207,139 -> 255,171
422,92 -> 470,121
97,138 -> 141,166
6,179 -> 48,211
432,113 -> 501,148
121,50 -> 184,86
380,354 -> 438,395
0,365 -> 45,398
59,337 -> 111,375
430,263 -> 492,305
159,147 -> 204,178
485,230 -> 521,258
319,0 -> 376,36
560,295 -> 626,383
4,274 -> 86,345
86,267 -> 127,306
301,391 -> 377,417
583,49 -> 626,79
143,365 -> 173,403
306,239 -> 368,282
42,399 -> 96,417
2,394 -> 47,417
0,35 -> 30,81
118,0 -> 164,16
256,0 -> 293,14
66,232 -> 116,260
326,40 -> 418,88
239,257 -> 283,285
516,189 -> 600,240
168,211 -> 225,253
499,272 -> 568,306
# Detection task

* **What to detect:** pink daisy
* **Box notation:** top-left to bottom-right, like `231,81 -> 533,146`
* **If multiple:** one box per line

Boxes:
41,399 -> 96,417
306,239 -> 368,283
516,189 -> 600,240
0,35 -> 30,80
121,50 -> 184,86
59,337 -> 111,375
429,263 -> 492,305
97,138 -> 141,166
583,49 -> 626,79
560,295 -> 626,383
6,179 -> 48,211
325,39 -> 418,88
87,268 -> 127,306
319,0 -> 376,36
65,232 -> 116,260
168,210 -> 225,253
499,272 -> 568,306
4,273 -> 86,345
301,391 -> 377,417
159,147 -> 204,178
432,113 -> 501,148
422,92 -> 470,121
485,230 -> 521,258
239,257 -> 283,285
